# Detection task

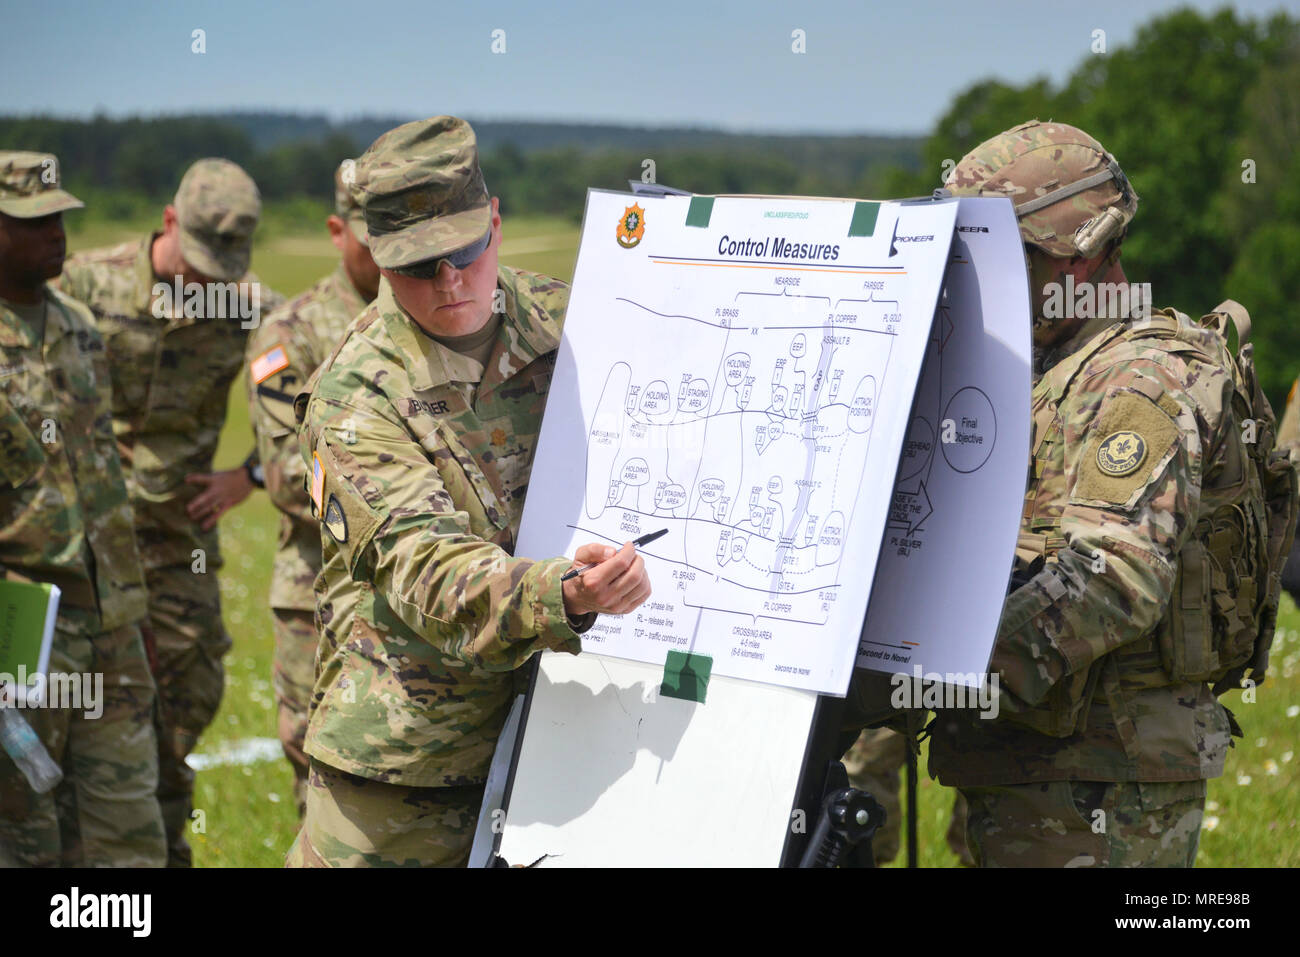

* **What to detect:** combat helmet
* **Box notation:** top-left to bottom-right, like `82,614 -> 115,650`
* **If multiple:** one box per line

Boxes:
944,120 -> 1138,259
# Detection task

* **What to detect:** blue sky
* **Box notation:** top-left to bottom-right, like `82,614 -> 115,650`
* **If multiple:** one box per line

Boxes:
2,0 -> 1293,134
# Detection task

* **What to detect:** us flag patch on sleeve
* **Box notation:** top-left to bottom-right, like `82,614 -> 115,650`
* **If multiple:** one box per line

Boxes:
250,345 -> 290,384
310,451 -> 325,513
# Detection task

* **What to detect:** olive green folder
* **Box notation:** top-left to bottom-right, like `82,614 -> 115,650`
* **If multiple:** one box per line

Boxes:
0,580 -> 59,707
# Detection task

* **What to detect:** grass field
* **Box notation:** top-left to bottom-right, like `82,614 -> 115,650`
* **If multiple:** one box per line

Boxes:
67,210 -> 1298,868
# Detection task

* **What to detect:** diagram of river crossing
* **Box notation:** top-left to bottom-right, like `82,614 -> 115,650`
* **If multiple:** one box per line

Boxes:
518,191 -> 959,693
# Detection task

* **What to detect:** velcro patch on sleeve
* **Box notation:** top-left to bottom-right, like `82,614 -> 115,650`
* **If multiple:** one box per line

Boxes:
324,493 -> 348,543
310,451 -> 325,514
1072,390 -> 1180,508
250,345 -> 290,384
314,439 -> 385,577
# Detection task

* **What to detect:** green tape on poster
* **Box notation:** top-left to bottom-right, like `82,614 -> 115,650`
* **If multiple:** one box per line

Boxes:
686,196 -> 715,228
847,201 -> 880,237
660,650 -> 712,703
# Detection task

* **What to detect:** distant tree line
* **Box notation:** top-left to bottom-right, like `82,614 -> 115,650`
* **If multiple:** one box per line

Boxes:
0,113 -> 921,220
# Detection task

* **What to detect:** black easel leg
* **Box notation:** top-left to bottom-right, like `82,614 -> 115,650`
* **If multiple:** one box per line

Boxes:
906,746 -> 918,868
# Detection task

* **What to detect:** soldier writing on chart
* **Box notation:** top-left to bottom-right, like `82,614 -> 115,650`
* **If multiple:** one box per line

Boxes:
286,117 -> 651,867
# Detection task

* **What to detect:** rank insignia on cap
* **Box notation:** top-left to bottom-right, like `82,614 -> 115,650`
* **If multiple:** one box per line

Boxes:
324,494 -> 348,543
1096,430 -> 1146,477
405,191 -> 435,216
310,451 -> 325,513
251,345 -> 290,384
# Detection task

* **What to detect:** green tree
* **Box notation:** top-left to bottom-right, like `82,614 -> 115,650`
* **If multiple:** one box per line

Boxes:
1225,224 -> 1300,408
1065,8 -> 1298,311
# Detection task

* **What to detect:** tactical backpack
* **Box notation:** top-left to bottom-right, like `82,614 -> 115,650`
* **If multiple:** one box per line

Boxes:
1012,300 -> 1297,736
1169,301 -> 1298,695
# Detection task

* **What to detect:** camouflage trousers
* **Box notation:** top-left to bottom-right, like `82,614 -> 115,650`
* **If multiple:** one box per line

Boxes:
145,562 -> 231,867
285,759 -> 481,867
842,727 -> 973,866
271,607 -> 316,817
0,623 -> 166,867
960,779 -> 1206,867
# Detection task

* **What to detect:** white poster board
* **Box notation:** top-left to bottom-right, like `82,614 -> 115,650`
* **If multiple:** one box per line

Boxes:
487,190 -> 984,867
493,653 -> 819,867
516,189 -> 958,695
857,197 -> 1033,683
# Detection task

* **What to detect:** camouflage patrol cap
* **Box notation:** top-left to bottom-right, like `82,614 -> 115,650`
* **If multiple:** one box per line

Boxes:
174,158 -> 261,281
334,159 -> 368,246
0,151 -> 84,218
351,116 -> 490,270
944,120 -> 1138,259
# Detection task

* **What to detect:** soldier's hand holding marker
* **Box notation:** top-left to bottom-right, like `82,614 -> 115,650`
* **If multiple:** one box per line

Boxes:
560,529 -> 664,617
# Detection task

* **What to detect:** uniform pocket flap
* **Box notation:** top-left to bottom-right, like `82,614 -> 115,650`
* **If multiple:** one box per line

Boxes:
0,403 -> 45,488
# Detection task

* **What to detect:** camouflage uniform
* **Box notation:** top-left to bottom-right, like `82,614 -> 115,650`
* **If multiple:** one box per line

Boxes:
841,728 -> 973,865
286,118 -> 593,868
245,166 -> 371,813
929,122 -> 1237,867
842,728 -> 906,863
1277,378 -> 1300,453
58,159 -> 283,866
0,152 -> 165,866
1274,380 -> 1300,604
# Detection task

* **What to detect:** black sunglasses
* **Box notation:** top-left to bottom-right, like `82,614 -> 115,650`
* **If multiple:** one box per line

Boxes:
392,229 -> 492,279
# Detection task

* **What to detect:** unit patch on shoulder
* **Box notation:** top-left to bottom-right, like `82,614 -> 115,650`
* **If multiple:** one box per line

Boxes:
1072,390 -> 1180,508
250,345 -> 290,384
1096,430 -> 1146,477
324,493 -> 348,543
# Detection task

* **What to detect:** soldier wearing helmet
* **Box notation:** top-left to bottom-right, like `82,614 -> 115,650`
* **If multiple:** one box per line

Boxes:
944,120 -> 1141,356
926,121 -> 1244,867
